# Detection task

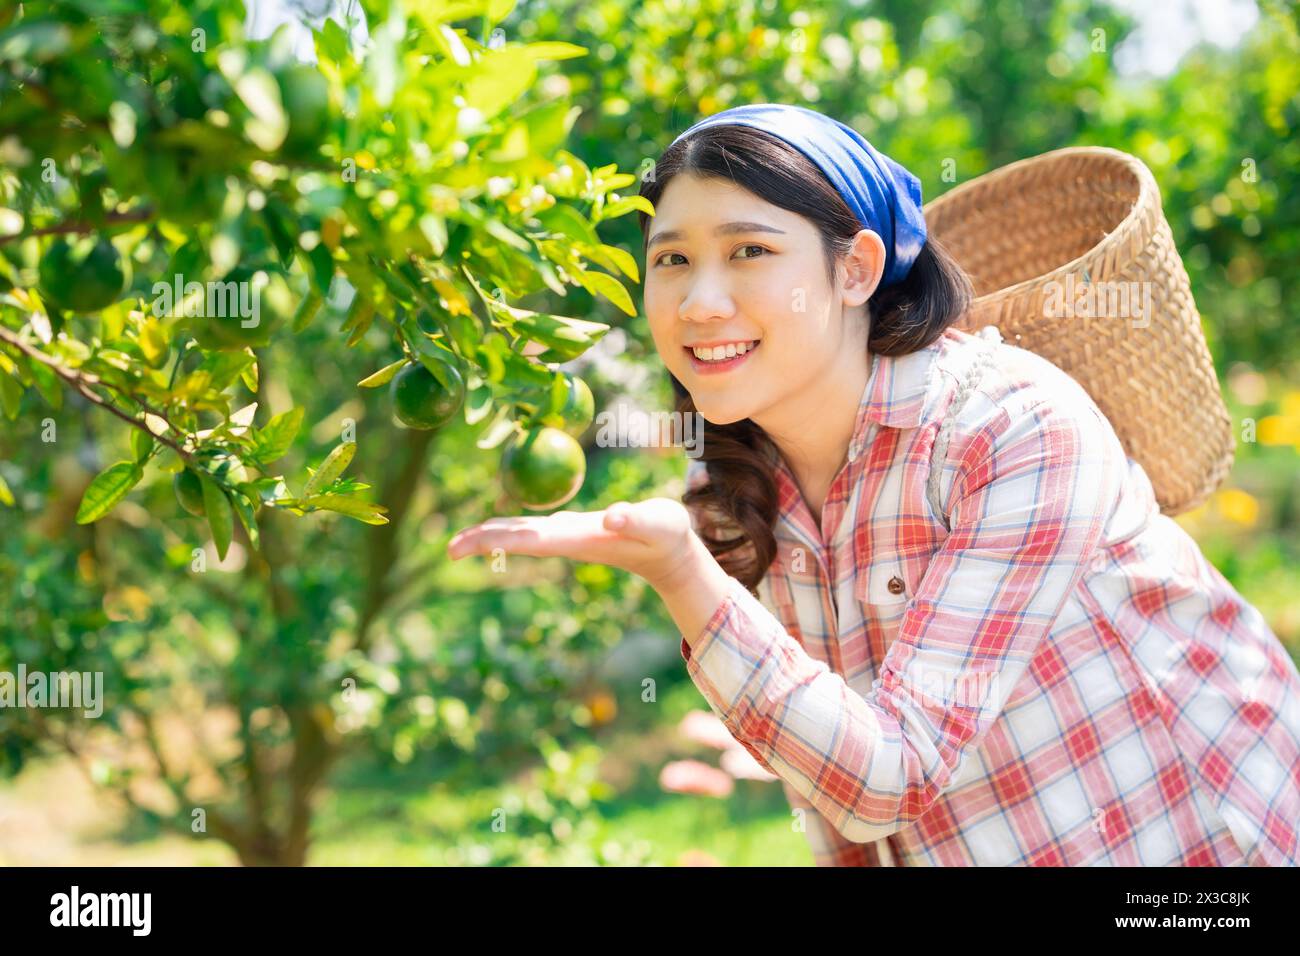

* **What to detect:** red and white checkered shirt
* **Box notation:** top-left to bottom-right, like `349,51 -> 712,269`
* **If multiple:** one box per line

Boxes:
680,324 -> 1300,866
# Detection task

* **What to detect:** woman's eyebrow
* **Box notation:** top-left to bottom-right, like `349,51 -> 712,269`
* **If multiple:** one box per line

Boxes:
647,221 -> 787,250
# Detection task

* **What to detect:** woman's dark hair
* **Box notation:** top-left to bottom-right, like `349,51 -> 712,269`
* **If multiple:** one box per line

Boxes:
638,123 -> 974,592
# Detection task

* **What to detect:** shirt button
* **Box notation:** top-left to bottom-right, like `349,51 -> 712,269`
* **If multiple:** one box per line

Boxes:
887,575 -> 906,595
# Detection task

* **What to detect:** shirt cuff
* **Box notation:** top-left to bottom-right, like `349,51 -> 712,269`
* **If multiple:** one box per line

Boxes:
679,574 -> 744,666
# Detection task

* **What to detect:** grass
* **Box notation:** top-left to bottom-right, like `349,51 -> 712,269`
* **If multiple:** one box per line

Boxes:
0,679 -> 813,866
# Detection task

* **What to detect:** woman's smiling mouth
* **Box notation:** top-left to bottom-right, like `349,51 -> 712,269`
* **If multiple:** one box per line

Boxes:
684,339 -> 761,375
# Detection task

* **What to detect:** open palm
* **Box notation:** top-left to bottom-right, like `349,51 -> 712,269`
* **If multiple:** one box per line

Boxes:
447,497 -> 696,591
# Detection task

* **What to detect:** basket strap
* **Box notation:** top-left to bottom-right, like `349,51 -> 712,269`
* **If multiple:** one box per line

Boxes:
927,325 -> 1003,531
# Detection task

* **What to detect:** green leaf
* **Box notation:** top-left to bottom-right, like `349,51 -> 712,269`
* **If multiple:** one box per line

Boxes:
511,310 -> 610,360
518,99 -> 579,156
26,359 -> 62,411
130,428 -> 154,463
200,473 -> 233,561
575,268 -> 636,316
302,244 -> 334,296
536,203 -> 599,246
488,0 -> 519,24
0,368 -> 21,420
596,244 -> 640,282
377,263 -> 419,308
137,317 -> 169,368
292,289 -> 324,333
240,352 -> 259,393
463,48 -> 538,121
262,204 -> 297,266
478,291 -> 612,350
484,218 -> 532,252
598,195 -> 654,220
413,346 -> 460,393
253,406 -> 305,463
303,441 -> 356,497
357,358 -> 408,388
197,350 -> 256,393
400,316 -> 460,392
304,493 -> 389,525
419,214 -> 448,256
317,17 -> 349,64
341,295 -> 376,347
599,172 -> 639,191
495,348 -> 553,390
465,382 -> 493,425
231,492 -> 260,550
0,472 -> 14,507
519,41 -> 587,61
75,461 -> 142,524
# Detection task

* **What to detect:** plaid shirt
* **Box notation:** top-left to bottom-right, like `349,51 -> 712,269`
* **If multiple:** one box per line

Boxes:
680,325 -> 1300,866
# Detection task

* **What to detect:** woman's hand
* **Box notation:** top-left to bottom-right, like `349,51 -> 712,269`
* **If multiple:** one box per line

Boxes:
446,497 -> 696,593
448,497 -> 739,642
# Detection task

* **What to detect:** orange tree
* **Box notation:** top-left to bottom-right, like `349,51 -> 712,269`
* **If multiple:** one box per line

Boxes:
0,0 -> 662,865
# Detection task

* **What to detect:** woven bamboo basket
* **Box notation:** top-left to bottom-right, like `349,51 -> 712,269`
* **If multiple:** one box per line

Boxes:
922,146 -> 1234,516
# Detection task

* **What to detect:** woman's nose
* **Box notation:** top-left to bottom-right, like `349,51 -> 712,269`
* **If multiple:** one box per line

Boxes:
678,276 -> 737,324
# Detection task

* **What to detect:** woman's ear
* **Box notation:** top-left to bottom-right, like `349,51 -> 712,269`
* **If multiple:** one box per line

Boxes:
840,228 -> 886,308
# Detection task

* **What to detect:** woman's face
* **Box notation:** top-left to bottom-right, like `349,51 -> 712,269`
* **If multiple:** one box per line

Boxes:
643,171 -> 880,427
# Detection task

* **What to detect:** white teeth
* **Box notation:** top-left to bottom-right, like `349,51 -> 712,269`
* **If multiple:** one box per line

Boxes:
691,341 -> 758,362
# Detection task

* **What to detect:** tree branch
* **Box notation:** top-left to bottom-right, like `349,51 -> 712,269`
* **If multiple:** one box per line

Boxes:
0,206 -> 156,245
0,323 -> 193,459
26,707 -> 250,861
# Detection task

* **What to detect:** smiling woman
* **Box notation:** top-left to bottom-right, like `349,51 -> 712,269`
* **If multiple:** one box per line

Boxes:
627,104 -> 1300,868
448,103 -> 1300,868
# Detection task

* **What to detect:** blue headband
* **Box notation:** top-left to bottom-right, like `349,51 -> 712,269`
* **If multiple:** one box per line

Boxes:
668,104 -> 927,288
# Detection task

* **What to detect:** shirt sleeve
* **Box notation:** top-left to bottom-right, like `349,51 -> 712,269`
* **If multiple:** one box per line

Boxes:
678,397 -> 1125,844
780,779 -> 888,866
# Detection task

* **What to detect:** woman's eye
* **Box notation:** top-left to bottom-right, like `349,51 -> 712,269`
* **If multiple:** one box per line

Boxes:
654,246 -> 766,267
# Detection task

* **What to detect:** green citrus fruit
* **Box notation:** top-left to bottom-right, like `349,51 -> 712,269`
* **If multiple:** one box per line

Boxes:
188,269 -> 292,350
501,426 -> 587,510
390,362 -> 465,430
277,64 -> 331,155
173,469 -> 207,517
540,374 -> 595,437
38,236 -> 129,313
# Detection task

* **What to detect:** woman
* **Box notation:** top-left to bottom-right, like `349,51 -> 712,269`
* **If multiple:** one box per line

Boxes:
448,104 -> 1300,866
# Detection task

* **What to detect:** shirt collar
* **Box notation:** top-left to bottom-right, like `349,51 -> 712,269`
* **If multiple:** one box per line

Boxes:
846,335 -> 946,460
